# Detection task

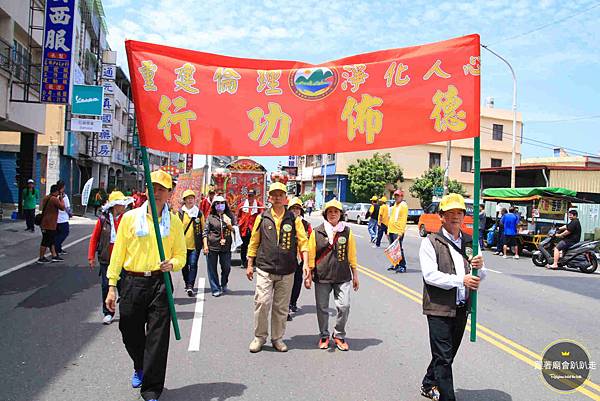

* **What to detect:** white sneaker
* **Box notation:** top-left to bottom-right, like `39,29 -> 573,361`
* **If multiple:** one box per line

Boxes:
102,315 -> 113,325
502,255 -> 508,259
513,255 -> 520,259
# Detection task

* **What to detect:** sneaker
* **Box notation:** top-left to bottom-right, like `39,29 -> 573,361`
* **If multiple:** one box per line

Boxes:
513,255 -> 520,260
395,267 -> 406,273
289,305 -> 298,313
59,250 -> 68,255
102,315 -> 113,325
318,336 -> 330,349
186,288 -> 194,297
272,339 -> 288,352
387,266 -> 395,271
51,256 -> 64,262
249,337 -> 266,353
287,313 -> 293,321
420,385 -> 440,400
212,291 -> 221,297
502,255 -> 508,259
131,370 -> 143,388
332,335 -> 349,351
221,285 -> 228,293
36,257 -> 50,264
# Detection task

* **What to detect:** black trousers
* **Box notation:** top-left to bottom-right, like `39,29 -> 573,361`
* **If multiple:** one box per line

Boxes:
24,209 -> 35,230
119,274 -> 171,401
240,231 -> 252,268
290,261 -> 303,307
422,307 -> 468,401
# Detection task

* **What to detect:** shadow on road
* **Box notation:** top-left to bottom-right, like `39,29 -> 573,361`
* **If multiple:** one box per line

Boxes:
287,334 -> 382,351
512,274 -> 600,301
163,382 -> 247,401
455,388 -> 512,401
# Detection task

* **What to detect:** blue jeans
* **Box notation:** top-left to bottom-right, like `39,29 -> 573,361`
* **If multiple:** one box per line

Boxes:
478,229 -> 485,249
206,250 -> 231,293
368,218 -> 378,241
388,233 -> 406,269
182,249 -> 199,288
375,223 -> 388,247
55,222 -> 69,253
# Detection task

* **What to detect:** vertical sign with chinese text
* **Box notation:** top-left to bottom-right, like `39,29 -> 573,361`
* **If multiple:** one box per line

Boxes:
41,0 -> 76,104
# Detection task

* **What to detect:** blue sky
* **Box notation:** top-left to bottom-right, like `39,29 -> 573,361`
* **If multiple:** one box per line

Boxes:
103,0 -> 600,171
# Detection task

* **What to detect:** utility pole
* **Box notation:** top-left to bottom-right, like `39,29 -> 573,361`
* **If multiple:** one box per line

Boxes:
443,140 -> 452,195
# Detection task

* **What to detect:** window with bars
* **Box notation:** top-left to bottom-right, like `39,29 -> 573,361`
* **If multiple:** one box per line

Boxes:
492,124 -> 503,141
461,156 -> 473,172
429,152 -> 441,169
491,158 -> 502,167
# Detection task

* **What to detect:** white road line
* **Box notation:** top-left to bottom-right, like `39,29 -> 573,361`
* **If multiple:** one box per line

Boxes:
486,268 -> 503,274
353,233 -> 364,238
0,234 -> 92,279
188,277 -> 206,352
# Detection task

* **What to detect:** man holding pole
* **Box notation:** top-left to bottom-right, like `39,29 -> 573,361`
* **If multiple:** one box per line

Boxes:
246,181 -> 309,353
105,169 -> 186,401
418,194 -> 486,401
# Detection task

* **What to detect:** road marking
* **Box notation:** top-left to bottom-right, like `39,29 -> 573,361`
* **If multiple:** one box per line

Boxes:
188,277 -> 206,352
0,234 -> 93,279
357,264 -> 600,400
486,268 -> 503,274
353,233 -> 364,238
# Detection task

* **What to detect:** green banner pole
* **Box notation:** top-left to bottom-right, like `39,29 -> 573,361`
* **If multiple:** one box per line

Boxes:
470,135 -> 481,342
140,146 -> 182,341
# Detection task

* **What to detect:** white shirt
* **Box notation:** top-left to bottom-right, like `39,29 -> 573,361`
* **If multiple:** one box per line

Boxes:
419,227 -> 487,304
57,194 -> 70,223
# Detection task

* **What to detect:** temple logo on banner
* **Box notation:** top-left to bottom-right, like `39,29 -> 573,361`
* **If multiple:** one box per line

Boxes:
288,67 -> 338,100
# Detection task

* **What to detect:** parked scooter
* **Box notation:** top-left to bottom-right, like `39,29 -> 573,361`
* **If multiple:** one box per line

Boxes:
532,228 -> 599,273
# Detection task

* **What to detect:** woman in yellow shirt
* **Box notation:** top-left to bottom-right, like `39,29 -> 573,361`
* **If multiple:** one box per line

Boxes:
306,199 -> 359,351
178,189 -> 205,297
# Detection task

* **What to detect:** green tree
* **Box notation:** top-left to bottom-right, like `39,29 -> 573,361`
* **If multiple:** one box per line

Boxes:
409,167 -> 466,207
347,153 -> 403,202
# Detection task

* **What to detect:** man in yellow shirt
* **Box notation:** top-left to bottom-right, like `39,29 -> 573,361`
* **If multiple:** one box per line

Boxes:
375,195 -> 389,248
387,189 -> 409,273
105,169 -> 186,401
246,182 -> 308,353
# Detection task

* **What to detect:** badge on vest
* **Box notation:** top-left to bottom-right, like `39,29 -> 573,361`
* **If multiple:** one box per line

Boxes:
282,224 -> 293,232
465,247 -> 473,259
338,236 -> 347,245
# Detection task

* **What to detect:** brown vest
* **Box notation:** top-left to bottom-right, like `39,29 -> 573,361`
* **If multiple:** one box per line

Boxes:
313,224 -> 352,284
422,231 -> 472,317
255,208 -> 298,275
205,214 -> 233,252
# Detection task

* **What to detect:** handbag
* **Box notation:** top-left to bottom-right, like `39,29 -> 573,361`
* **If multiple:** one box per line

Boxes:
34,197 -> 50,226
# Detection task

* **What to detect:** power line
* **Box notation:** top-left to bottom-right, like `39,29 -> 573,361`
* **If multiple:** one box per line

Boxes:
489,2 -> 600,45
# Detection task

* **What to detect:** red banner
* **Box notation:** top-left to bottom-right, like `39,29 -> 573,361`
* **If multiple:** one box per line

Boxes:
126,34 -> 480,156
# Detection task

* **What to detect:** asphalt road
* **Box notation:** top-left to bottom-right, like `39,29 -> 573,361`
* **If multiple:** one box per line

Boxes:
1,215 -> 599,401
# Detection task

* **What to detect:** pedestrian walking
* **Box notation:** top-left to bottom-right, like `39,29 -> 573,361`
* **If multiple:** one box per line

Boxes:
203,195 -> 235,297
501,207 -> 520,259
22,179 -> 38,232
178,189 -> 205,297
105,169 -> 186,401
494,208 -> 507,255
93,190 -> 103,216
365,195 -> 380,243
246,182 -> 309,353
237,189 -> 262,269
419,193 -> 487,401
478,205 -> 486,250
55,180 -> 71,255
305,199 -> 359,351
305,197 -> 314,216
200,188 -> 216,218
88,191 -> 133,324
374,196 -> 389,248
37,184 -> 65,264
387,189 -> 408,273
286,197 -> 312,321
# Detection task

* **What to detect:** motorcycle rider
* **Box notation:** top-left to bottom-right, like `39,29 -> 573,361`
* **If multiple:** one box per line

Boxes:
547,210 -> 581,269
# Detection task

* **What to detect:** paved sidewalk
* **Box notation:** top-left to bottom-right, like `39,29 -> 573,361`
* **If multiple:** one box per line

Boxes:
0,214 -> 97,276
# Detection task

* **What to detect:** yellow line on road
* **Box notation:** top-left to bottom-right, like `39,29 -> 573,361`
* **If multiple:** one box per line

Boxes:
357,264 -> 600,400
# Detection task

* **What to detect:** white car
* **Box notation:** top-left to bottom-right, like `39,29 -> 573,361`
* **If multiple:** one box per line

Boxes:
345,202 -> 371,224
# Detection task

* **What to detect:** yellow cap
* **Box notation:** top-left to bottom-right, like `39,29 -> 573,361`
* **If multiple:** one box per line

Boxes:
323,199 -> 343,213
380,196 -> 388,202
288,197 -> 303,209
108,191 -> 126,202
268,182 -> 287,194
439,193 -> 466,212
370,195 -> 378,201
150,170 -> 173,190
182,189 -> 196,200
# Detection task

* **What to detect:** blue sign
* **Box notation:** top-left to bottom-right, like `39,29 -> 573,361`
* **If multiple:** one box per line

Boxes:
64,131 -> 79,157
99,128 -> 112,141
71,85 -> 103,116
41,0 -> 76,104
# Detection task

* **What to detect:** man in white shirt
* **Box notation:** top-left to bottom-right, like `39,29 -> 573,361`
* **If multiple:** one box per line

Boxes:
419,193 -> 487,401
55,180 -> 71,255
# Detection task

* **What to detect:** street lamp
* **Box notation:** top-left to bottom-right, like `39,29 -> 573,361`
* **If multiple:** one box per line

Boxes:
481,44 -> 518,188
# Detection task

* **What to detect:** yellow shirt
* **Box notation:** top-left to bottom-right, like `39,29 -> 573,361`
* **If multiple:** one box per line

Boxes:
388,201 -> 408,235
107,209 -> 187,286
308,228 -> 358,269
378,204 -> 390,226
247,209 -> 308,258
181,212 -> 204,250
